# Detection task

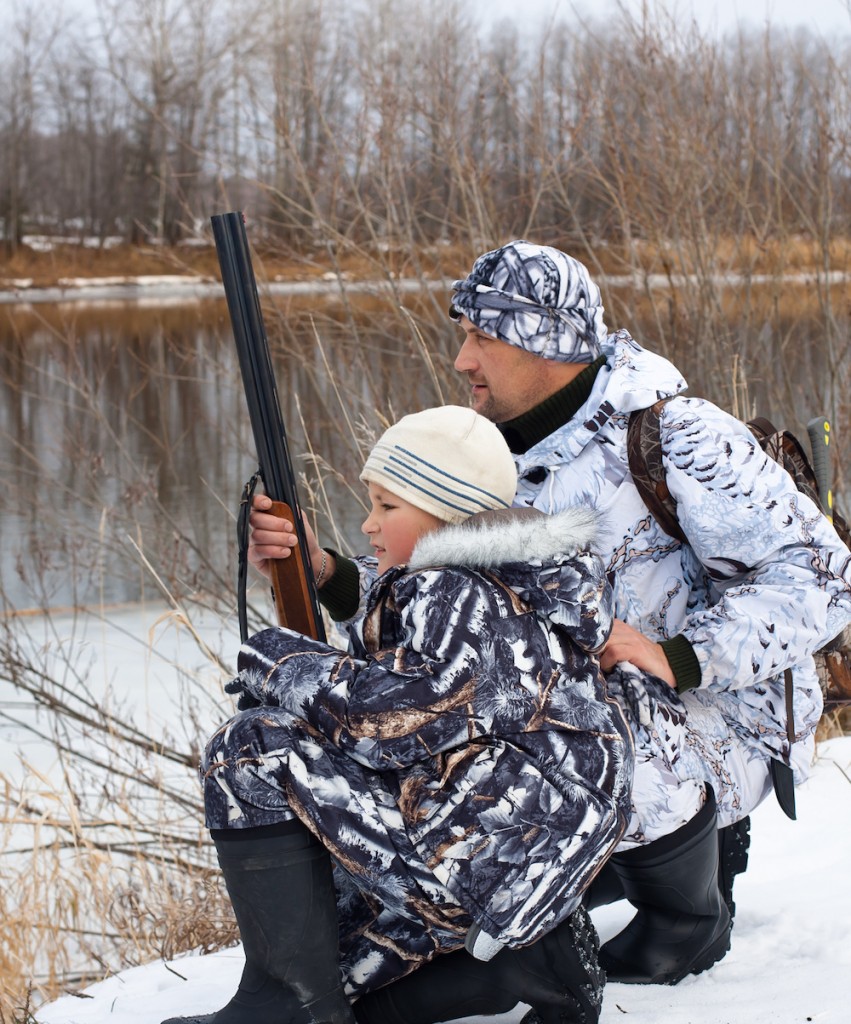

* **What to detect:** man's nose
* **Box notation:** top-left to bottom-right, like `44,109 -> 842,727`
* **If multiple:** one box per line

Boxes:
454,335 -> 478,372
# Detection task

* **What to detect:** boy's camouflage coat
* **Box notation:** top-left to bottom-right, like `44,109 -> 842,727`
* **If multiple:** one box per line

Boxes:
203,508 -> 632,996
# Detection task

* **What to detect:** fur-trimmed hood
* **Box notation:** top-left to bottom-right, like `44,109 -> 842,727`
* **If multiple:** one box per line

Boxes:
408,506 -> 598,569
406,505 -> 611,654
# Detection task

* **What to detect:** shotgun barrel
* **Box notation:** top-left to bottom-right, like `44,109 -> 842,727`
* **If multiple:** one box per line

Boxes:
211,211 -> 325,641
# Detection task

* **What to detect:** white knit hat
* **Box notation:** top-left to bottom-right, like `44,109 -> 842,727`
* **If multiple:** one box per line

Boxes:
360,406 -> 518,524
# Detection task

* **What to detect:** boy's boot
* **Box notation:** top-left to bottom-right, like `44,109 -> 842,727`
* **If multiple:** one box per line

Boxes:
161,821 -> 354,1024
598,786 -> 731,985
353,903 -> 603,1024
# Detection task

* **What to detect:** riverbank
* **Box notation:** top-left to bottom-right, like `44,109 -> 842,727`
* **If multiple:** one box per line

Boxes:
3,234 -> 851,302
0,236 -> 459,306
0,235 -> 471,300
4,240 -> 851,308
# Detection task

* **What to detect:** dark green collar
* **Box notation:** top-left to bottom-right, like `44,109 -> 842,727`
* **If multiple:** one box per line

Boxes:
499,355 -> 606,454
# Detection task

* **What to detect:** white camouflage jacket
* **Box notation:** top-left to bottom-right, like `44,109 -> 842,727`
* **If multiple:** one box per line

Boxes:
512,330 -> 851,764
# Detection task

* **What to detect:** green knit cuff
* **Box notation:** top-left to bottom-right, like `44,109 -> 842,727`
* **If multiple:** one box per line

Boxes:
659,635 -> 702,693
316,549 -> 361,622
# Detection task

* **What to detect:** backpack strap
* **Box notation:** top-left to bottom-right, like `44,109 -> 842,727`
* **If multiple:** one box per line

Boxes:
628,401 -> 800,818
744,415 -> 777,440
627,398 -> 687,544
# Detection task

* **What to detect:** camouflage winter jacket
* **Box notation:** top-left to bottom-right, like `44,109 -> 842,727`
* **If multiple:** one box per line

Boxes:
512,329 -> 851,772
235,507 -> 633,949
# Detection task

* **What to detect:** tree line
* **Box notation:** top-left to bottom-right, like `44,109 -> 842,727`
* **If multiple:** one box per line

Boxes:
3,4 -> 851,1011
2,0 -> 851,262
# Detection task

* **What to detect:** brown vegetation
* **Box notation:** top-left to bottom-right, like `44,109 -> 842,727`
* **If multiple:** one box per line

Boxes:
0,238 -> 477,290
2,0 -> 851,1018
4,232 -> 851,292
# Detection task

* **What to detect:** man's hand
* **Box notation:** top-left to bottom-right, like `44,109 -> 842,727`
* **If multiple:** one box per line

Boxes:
600,618 -> 676,688
248,494 -> 328,583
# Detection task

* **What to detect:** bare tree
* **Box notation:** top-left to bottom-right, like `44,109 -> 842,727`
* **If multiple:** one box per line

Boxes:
93,0 -> 239,242
0,2 -> 67,252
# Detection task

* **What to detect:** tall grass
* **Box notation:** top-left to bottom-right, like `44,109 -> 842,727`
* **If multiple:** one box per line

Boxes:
2,3 -> 851,1016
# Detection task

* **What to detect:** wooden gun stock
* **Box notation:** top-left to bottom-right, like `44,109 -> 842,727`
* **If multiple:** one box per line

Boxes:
267,501 -> 320,636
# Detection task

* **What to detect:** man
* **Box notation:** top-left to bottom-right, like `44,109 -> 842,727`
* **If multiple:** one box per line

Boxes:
248,241 -> 851,1018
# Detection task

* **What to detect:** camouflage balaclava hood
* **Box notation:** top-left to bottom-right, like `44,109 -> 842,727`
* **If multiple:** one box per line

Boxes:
450,240 -> 608,363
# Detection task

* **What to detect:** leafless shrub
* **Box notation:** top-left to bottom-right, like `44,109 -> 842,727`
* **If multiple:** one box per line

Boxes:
2,0 -> 851,1015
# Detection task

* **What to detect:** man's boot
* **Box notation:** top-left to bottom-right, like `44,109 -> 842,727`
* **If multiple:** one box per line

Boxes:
582,861 -> 624,910
586,817 -> 751,918
161,820 -> 354,1024
717,815 -> 751,921
520,816 -> 751,1024
353,904 -> 603,1024
598,786 -> 731,985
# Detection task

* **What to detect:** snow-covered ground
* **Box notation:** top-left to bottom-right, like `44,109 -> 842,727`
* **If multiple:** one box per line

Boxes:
5,266 -> 851,308
33,729 -> 851,1024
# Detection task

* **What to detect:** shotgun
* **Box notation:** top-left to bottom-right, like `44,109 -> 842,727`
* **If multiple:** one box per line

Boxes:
211,210 -> 325,642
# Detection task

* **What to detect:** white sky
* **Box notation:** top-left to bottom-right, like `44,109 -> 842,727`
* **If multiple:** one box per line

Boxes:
479,0 -> 851,36
61,0 -> 851,37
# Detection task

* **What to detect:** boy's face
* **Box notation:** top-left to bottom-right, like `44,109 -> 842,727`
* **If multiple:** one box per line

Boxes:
362,482 -> 444,574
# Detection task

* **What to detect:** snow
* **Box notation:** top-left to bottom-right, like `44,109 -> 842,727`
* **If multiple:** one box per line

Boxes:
0,272 -> 444,307
33,732 -> 851,1024
5,267 -> 851,310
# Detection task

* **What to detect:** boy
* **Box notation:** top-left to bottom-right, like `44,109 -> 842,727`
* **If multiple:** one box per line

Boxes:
164,406 -> 632,1024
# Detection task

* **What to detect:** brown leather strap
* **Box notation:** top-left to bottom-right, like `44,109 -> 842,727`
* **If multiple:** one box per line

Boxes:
626,399 -> 687,544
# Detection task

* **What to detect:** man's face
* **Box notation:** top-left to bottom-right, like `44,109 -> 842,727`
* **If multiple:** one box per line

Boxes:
453,315 -> 551,423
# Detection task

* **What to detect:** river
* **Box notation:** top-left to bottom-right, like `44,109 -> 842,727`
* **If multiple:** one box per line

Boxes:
0,290 -> 460,614
1,277 -> 848,615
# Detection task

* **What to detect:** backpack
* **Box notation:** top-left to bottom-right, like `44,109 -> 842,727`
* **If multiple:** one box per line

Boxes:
627,398 -> 851,712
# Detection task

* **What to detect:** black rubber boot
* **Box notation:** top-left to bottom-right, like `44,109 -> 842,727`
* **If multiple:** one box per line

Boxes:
585,816 -> 751,919
353,904 -> 603,1024
598,786 -> 731,985
161,822 -> 354,1024
717,815 -> 751,922
582,861 -> 625,911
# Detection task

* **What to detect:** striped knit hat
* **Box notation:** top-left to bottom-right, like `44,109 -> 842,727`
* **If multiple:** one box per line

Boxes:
360,406 -> 517,524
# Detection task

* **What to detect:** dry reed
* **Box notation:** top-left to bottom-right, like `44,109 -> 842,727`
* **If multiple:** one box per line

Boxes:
2,2 -> 851,1017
